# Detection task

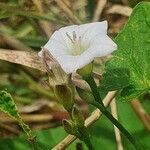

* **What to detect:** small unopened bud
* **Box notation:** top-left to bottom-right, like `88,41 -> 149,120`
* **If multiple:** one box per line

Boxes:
62,119 -> 76,135
55,84 -> 74,112
77,63 -> 93,77
72,106 -> 84,127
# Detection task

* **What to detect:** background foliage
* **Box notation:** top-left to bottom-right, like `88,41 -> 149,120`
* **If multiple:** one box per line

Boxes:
0,0 -> 150,150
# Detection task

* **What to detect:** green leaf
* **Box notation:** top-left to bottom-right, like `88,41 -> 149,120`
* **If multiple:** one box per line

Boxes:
101,2 -> 150,101
0,91 -> 19,119
0,91 -> 37,148
18,36 -> 48,48
99,68 -> 130,91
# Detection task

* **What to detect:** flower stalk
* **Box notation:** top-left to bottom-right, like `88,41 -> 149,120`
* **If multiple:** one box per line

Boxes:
54,82 -> 94,149
63,109 -> 94,150
69,106 -> 94,150
78,127 -> 95,150
83,74 -> 143,150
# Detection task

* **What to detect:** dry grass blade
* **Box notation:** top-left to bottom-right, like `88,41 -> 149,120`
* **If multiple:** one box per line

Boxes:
0,49 -> 46,72
0,33 -> 33,52
52,91 -> 117,150
0,123 -> 20,135
92,0 -> 107,22
106,4 -> 132,17
0,114 -> 53,123
110,99 -> 123,150
130,99 -> 150,132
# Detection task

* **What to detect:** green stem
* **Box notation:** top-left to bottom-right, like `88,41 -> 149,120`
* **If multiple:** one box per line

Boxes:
29,139 -> 39,150
78,127 -> 95,150
93,101 -> 142,150
68,111 -> 94,150
83,75 -> 142,150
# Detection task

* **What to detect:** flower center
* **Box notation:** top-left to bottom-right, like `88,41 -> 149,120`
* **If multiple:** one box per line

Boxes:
66,31 -> 89,56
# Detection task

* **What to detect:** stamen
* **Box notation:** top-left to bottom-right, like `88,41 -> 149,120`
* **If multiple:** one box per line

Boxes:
66,32 -> 74,43
73,31 -> 77,41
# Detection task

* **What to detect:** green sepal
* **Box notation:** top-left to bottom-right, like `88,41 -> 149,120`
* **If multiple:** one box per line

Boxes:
62,119 -> 77,135
72,106 -> 84,128
54,84 -> 74,112
77,63 -> 93,77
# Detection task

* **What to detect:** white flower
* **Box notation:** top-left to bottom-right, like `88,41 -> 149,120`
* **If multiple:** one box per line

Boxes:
39,21 -> 117,74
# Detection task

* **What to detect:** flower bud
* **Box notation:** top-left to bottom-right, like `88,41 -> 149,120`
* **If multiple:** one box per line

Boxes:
76,87 -> 94,104
72,106 -> 84,127
62,119 -> 76,135
54,84 -> 74,112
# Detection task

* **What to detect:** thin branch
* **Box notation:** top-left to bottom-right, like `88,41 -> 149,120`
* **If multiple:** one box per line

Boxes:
130,99 -> 150,132
52,91 -> 117,150
92,0 -> 107,22
110,99 -> 123,150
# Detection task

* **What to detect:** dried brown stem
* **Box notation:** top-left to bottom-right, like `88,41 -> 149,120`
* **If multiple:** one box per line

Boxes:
0,49 -> 46,72
0,33 -> 33,51
52,91 -> 117,150
0,114 -> 53,123
110,99 -> 123,150
0,123 -> 20,135
92,0 -> 107,22
130,99 -> 150,132
106,4 -> 132,17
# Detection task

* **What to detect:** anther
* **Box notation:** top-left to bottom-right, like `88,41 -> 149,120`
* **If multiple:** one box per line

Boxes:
73,31 -> 77,41
66,32 -> 74,43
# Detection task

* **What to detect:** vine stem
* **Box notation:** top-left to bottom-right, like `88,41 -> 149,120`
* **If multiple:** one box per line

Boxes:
68,110 -> 94,150
83,74 -> 143,150
52,91 -> 116,150
78,127 -> 95,150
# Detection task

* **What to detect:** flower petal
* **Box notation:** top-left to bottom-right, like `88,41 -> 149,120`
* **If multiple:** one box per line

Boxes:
87,35 -> 117,57
56,55 -> 79,74
41,31 -> 69,58
55,53 -> 94,74
59,50 -> 97,74
39,21 -> 117,74
78,21 -> 108,44
44,31 -> 67,50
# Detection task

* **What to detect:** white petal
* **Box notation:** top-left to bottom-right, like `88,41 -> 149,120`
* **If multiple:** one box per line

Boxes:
76,52 -> 95,69
56,53 -> 94,74
79,21 -> 108,44
42,31 -> 70,58
87,35 -> 117,57
59,25 -> 78,34
56,55 -> 79,74
44,31 -> 67,51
